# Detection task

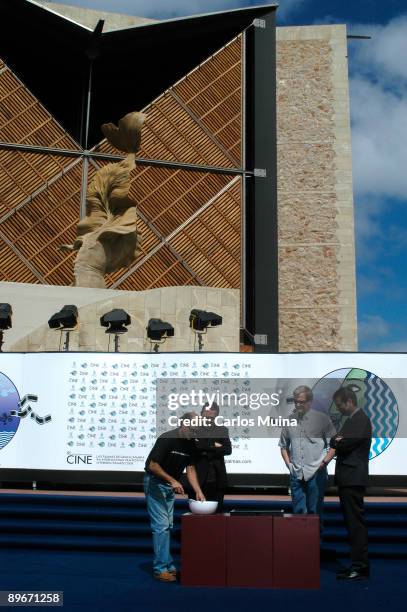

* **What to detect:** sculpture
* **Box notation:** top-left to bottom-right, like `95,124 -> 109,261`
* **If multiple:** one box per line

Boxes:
60,112 -> 145,288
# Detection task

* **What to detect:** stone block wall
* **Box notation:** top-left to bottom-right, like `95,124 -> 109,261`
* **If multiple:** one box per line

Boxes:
276,25 -> 357,351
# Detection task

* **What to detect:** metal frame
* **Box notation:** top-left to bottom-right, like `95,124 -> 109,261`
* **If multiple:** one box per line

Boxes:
241,28 -> 247,336
0,141 -> 247,175
243,10 -> 278,352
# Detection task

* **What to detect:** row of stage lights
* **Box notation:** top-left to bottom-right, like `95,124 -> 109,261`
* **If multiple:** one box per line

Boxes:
0,303 -> 222,353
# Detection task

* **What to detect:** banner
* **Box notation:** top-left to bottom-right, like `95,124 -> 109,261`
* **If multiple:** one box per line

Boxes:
0,352 -> 405,476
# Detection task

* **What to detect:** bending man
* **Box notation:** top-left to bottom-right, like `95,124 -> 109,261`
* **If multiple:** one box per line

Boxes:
144,412 -> 205,582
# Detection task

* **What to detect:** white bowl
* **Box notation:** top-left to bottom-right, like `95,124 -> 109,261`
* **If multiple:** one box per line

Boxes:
188,499 -> 218,515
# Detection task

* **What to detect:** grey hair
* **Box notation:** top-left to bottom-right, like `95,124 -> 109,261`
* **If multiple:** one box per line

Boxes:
293,385 -> 313,401
179,411 -> 198,424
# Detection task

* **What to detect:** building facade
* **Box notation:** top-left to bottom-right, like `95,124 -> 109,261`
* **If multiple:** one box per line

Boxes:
0,2 -> 356,351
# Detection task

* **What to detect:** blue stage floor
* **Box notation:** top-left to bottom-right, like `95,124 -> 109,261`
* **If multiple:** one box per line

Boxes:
0,548 -> 405,612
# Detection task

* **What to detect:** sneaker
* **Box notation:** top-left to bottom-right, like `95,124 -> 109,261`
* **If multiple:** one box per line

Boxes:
154,571 -> 176,582
337,566 -> 369,581
336,565 -> 352,579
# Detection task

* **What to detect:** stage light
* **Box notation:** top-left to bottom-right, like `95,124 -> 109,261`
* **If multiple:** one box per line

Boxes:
48,305 -> 78,352
0,303 -> 12,353
189,309 -> 222,331
189,309 -> 222,351
100,309 -> 131,352
147,318 -> 174,352
48,305 -> 78,330
100,309 -> 131,333
0,303 -> 12,330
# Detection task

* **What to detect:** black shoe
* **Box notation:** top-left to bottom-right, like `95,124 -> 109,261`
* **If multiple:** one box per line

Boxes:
337,567 -> 369,581
336,565 -> 352,578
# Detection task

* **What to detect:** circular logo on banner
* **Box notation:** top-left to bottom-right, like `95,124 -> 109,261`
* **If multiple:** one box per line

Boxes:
0,371 -> 20,450
312,368 -> 399,460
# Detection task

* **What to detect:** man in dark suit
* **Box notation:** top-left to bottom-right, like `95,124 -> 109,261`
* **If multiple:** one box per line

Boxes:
192,402 -> 232,512
330,386 -> 372,580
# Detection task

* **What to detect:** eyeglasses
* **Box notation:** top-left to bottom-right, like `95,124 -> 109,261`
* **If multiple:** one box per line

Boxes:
294,400 -> 309,406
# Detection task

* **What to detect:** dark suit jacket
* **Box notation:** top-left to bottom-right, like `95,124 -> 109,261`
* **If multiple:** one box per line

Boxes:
331,409 -> 372,487
193,426 -> 232,490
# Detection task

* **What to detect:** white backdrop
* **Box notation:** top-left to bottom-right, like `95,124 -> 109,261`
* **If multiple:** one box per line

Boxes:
0,352 -> 405,476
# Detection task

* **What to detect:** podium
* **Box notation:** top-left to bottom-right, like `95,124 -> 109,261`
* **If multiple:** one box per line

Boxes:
181,513 -> 319,589
273,515 -> 320,589
227,515 -> 274,587
180,514 -> 227,587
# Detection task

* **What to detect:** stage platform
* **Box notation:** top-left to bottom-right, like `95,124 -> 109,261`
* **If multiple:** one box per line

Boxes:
1,487 -> 407,501
0,489 -> 407,558
0,489 -> 406,611
0,548 -> 405,612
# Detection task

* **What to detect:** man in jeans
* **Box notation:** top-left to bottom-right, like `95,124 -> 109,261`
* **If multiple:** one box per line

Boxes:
144,412 -> 205,582
279,385 -> 336,519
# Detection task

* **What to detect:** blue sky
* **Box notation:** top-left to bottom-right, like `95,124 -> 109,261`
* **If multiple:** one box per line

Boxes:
50,0 -> 407,351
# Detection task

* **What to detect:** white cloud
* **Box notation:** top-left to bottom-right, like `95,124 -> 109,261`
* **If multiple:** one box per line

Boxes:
350,16 -> 407,201
46,0 -> 306,20
374,339 -> 407,352
349,14 -> 407,280
359,311 -> 407,349
354,194 -> 383,255
357,276 -> 380,296
349,17 -> 407,85
358,314 -> 390,343
351,77 -> 407,200
358,311 -> 407,352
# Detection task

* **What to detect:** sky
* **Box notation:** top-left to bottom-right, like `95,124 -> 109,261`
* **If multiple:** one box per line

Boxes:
49,0 -> 407,352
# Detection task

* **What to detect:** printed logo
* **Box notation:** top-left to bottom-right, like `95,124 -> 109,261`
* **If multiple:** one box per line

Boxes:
313,368 -> 399,459
0,372 -> 20,450
0,371 -> 52,451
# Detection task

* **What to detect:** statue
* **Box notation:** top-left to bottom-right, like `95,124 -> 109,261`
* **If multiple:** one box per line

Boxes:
59,112 -> 145,288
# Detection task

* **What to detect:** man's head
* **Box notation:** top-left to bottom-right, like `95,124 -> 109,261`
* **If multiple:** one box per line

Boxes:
293,385 -> 313,415
201,401 -> 219,424
178,411 -> 198,438
333,386 -> 358,416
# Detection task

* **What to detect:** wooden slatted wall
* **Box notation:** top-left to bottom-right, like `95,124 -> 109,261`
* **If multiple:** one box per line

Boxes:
0,35 -> 243,290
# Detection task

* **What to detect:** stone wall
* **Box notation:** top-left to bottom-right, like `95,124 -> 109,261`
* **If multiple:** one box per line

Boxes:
277,25 -> 357,351
1,282 -> 239,353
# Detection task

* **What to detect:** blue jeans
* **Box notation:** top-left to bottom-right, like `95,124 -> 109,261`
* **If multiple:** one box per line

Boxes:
290,468 -> 328,518
144,473 -> 176,575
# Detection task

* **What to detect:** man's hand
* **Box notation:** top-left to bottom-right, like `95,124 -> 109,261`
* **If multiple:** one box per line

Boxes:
214,442 -> 222,448
332,435 -> 343,444
170,479 -> 185,495
321,448 -> 335,467
196,490 -> 206,502
280,447 -> 291,472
